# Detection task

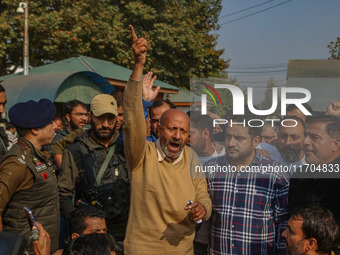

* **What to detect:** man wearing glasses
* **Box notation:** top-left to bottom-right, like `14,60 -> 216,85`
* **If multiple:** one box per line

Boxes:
147,99 -> 175,142
51,100 -> 89,170
54,100 -> 89,142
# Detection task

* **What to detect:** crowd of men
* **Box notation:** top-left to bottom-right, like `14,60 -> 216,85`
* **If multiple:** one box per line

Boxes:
0,25 -> 340,255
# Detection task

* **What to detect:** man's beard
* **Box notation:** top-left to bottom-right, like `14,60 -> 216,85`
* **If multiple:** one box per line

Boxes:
91,122 -> 116,141
280,145 -> 302,162
69,118 -> 79,131
70,118 -> 86,131
285,239 -> 305,255
160,137 -> 184,159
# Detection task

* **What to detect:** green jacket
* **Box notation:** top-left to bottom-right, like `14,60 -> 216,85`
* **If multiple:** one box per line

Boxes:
1,138 -> 59,253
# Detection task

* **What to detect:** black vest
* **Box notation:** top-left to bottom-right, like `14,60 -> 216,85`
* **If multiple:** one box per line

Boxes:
68,140 -> 130,241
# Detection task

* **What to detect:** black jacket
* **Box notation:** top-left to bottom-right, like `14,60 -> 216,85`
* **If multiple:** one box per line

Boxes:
58,129 -> 129,241
289,155 -> 340,219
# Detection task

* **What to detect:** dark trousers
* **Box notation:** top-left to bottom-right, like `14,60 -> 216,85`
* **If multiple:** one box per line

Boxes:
194,241 -> 208,255
58,214 -> 68,249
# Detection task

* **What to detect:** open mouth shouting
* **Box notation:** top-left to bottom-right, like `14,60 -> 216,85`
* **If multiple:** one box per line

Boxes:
168,140 -> 181,153
161,138 -> 184,159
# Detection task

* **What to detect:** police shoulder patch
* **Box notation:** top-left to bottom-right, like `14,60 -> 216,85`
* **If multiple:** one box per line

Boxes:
16,148 -> 29,165
17,158 -> 26,165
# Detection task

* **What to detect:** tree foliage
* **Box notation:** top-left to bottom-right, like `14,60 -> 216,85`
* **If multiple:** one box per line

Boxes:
0,0 -> 229,88
328,36 -> 340,60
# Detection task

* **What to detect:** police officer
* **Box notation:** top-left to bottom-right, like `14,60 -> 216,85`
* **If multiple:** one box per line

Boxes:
0,99 -> 59,254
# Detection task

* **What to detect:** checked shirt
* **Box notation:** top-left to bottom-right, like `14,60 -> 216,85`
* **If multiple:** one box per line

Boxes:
205,152 -> 289,255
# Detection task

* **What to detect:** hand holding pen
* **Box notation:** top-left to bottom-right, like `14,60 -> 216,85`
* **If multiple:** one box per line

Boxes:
185,200 -> 207,224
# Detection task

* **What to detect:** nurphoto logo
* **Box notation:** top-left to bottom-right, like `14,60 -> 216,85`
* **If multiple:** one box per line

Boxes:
192,80 -> 312,128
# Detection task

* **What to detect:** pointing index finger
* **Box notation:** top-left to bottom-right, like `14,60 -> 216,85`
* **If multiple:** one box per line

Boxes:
129,25 -> 138,42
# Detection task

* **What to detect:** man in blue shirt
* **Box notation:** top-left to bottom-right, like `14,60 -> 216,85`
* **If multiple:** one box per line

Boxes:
146,99 -> 176,142
205,115 -> 289,255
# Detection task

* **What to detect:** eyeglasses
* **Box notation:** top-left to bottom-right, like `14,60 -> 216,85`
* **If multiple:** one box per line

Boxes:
71,112 -> 89,117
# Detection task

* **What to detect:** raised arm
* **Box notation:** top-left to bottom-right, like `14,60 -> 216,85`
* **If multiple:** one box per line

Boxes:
123,25 -> 149,170
143,72 -> 160,102
130,25 -> 147,81
326,101 -> 340,117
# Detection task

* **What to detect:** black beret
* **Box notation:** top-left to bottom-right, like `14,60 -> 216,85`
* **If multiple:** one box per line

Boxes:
9,99 -> 56,129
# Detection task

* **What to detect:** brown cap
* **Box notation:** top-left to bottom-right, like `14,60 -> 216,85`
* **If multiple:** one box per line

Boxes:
90,94 -> 117,117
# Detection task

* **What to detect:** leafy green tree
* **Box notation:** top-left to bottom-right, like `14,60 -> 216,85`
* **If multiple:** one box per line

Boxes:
328,36 -> 340,60
0,0 -> 228,88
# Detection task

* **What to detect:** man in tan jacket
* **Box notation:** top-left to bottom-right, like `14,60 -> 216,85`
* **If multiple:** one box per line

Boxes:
123,25 -> 211,255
